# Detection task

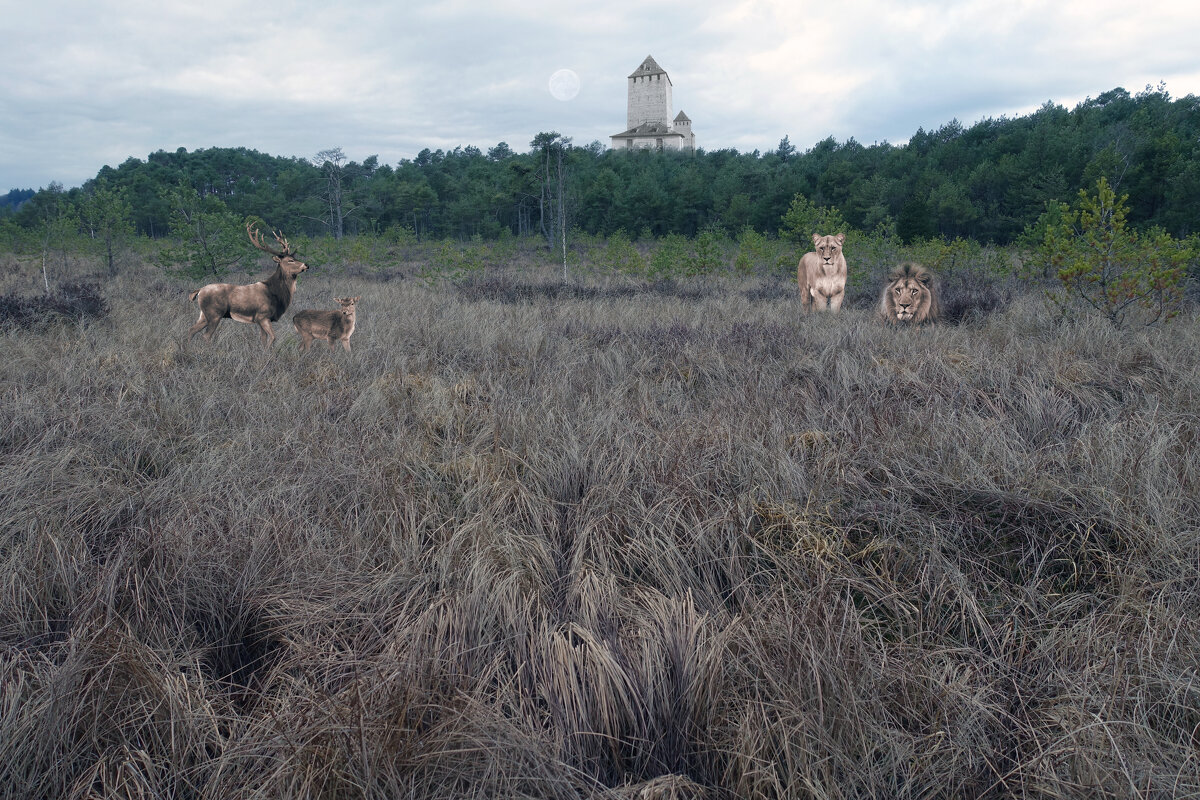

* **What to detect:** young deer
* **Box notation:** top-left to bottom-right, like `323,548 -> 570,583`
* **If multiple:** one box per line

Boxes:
292,296 -> 360,352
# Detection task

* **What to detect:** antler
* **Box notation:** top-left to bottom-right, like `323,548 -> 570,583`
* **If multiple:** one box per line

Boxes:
246,221 -> 294,257
271,229 -> 293,257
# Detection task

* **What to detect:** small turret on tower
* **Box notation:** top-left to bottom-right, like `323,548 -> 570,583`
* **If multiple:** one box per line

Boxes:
673,111 -> 695,152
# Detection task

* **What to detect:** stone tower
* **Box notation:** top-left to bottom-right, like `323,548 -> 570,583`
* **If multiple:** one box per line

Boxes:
627,55 -> 673,129
611,55 -> 696,152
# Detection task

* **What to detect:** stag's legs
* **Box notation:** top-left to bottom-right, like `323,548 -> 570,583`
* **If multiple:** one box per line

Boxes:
340,338 -> 352,353
255,319 -> 276,348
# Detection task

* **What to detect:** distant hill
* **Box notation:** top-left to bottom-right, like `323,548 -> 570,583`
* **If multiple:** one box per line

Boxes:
1,189 -> 35,211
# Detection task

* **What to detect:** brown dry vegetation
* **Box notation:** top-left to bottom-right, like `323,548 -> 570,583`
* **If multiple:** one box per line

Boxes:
2,255 -> 1199,799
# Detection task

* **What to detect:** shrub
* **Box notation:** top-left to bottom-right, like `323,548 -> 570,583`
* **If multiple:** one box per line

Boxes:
778,194 -> 848,245
937,273 -> 1013,324
689,226 -> 727,275
733,227 -> 765,276
418,239 -> 489,284
597,229 -> 646,275
384,224 -> 418,248
0,281 -> 107,328
1041,177 -> 1193,327
648,233 -> 691,279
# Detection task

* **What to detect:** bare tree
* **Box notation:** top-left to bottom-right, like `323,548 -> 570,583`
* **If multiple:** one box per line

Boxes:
313,147 -> 358,240
530,132 -> 572,280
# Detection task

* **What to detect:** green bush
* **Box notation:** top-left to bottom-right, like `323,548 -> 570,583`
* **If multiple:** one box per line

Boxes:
1041,177 -> 1193,327
648,233 -> 691,279
779,194 -> 849,245
598,229 -> 646,275
689,226 -> 727,275
418,239 -> 489,284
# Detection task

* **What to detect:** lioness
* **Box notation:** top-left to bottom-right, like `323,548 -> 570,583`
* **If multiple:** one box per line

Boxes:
878,263 -> 939,324
798,233 -> 847,312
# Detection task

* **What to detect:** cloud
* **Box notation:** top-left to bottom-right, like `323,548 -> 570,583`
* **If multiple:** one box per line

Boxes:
2,0 -> 1199,190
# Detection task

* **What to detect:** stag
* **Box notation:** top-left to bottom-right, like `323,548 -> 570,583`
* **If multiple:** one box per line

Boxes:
293,296 -> 361,353
187,223 -> 308,347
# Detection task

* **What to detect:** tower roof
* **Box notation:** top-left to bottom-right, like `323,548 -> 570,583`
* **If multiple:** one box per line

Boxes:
629,55 -> 668,79
611,121 -> 684,139
674,111 -> 691,122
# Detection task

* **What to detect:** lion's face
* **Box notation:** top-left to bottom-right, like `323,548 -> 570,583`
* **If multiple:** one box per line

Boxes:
880,263 -> 939,324
811,233 -> 845,266
891,279 -> 924,321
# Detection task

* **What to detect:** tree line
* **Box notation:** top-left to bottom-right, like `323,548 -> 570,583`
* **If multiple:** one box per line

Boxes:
2,83 -> 1198,250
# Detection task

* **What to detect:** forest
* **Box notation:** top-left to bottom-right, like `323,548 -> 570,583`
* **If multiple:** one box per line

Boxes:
2,83 -> 1198,252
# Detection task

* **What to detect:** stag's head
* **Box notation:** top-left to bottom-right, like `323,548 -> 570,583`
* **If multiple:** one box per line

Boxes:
335,296 -> 360,317
247,222 -> 308,278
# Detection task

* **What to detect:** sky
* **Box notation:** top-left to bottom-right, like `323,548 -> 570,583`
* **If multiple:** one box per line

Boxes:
3,0 -> 1199,191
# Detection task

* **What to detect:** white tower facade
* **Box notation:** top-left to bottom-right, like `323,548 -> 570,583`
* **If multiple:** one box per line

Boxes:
627,56 -> 673,129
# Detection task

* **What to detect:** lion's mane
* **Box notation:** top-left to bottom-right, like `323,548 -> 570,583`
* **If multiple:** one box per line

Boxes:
879,262 -> 939,324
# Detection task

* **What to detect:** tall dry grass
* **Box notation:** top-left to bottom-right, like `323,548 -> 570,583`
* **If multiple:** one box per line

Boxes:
1,258 -> 1198,798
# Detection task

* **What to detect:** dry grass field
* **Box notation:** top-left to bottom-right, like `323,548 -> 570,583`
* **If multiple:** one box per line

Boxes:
1,254 -> 1199,798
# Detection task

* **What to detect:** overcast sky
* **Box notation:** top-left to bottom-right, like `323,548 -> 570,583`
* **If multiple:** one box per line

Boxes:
4,0 -> 1199,191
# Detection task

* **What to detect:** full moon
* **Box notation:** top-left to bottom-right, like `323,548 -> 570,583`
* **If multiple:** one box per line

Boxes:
548,69 -> 581,101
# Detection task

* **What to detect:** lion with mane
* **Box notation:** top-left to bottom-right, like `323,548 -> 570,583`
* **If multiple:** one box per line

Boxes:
797,233 -> 848,312
879,262 -> 940,324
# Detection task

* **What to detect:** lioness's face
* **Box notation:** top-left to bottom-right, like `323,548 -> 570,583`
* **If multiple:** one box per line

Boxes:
892,280 -> 923,321
811,233 -> 844,265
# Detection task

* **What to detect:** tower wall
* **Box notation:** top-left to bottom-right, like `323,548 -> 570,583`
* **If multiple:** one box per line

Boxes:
627,73 -> 672,129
